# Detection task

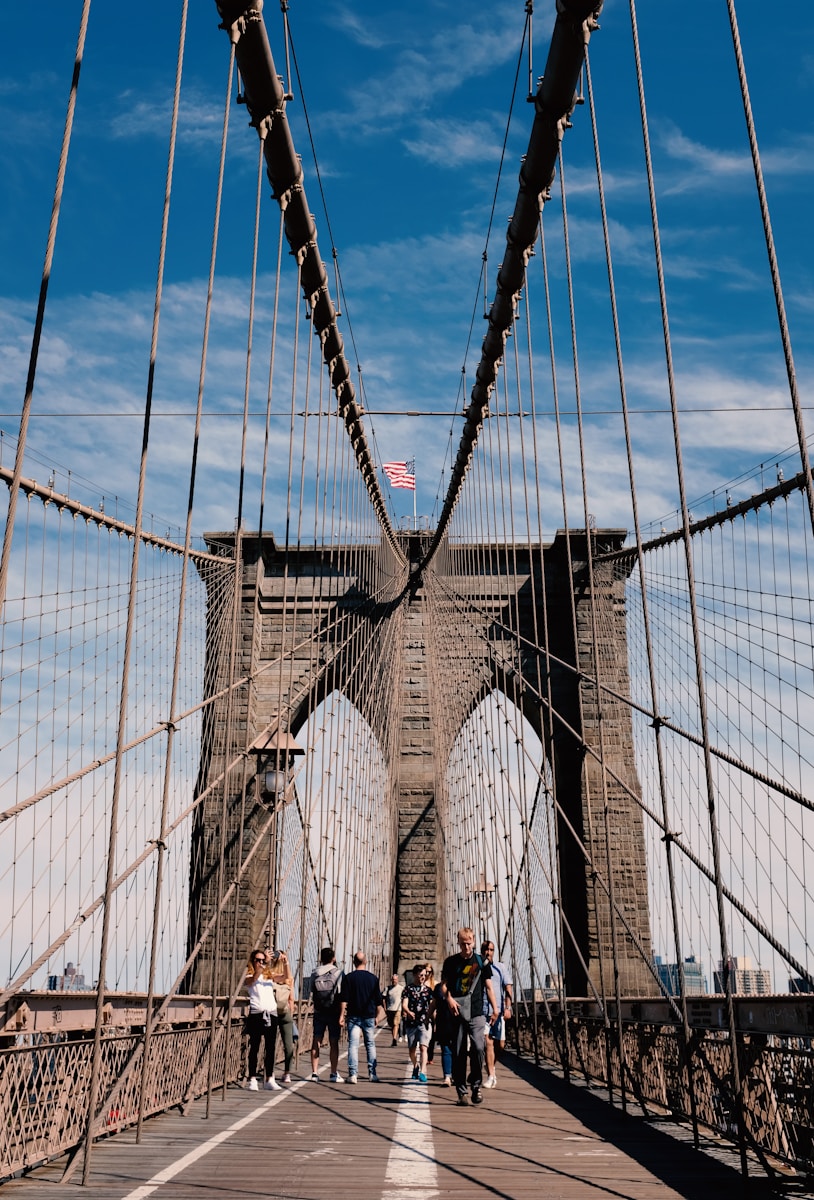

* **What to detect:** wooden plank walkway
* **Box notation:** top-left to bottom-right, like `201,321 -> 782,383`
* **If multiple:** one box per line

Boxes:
4,1036 -> 788,1199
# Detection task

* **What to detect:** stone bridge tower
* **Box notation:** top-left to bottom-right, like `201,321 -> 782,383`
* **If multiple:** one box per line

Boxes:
188,528 -> 654,998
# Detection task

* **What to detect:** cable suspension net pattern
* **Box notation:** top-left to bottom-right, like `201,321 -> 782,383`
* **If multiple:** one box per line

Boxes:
1,0 -> 814,1186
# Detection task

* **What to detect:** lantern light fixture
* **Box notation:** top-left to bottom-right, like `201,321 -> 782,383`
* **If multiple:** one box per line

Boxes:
248,726 -> 305,806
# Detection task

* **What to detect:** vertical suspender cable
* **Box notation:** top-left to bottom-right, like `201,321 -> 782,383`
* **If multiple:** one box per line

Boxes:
222,121 -> 269,1099
725,0 -> 814,539
522,254 -> 571,1073
558,142 -> 626,1112
539,211 -> 612,1055
84,10 -> 212,1185
584,48 -> 698,1144
183,40 -> 238,1122
0,0 -> 92,616
135,0 -> 190,1143
628,0 -> 746,1171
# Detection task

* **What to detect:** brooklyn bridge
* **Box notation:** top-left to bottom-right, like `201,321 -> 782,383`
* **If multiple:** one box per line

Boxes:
1,1 -> 812,1195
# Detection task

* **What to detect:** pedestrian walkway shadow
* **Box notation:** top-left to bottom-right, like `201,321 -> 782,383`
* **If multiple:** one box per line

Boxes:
504,1053 -> 803,1199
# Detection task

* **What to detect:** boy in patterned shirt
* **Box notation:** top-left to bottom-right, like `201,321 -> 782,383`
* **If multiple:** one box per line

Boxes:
401,963 -> 433,1083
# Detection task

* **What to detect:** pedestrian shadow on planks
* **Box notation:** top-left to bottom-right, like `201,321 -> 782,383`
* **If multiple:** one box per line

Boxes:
502,1053 -> 800,1200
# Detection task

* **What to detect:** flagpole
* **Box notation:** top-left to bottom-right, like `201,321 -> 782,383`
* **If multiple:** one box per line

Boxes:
413,458 -> 417,530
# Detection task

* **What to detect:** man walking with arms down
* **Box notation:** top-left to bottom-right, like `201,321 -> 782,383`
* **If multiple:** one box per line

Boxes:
309,947 -> 344,1083
441,927 -> 499,1106
339,950 -> 384,1083
384,972 -> 404,1046
481,939 -> 513,1088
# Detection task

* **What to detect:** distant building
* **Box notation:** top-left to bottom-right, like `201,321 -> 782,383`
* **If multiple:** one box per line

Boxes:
789,976 -> 814,994
653,954 -> 707,996
46,962 -> 89,991
713,955 -> 772,995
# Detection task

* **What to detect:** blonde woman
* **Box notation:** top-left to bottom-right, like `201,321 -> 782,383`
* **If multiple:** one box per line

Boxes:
244,949 -> 280,1091
268,948 -> 296,1083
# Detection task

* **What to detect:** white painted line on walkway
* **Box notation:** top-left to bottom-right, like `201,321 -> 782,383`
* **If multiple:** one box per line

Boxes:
119,1027 -> 392,1200
116,1051 -> 354,1200
119,1083 -> 299,1200
381,1064 -> 439,1200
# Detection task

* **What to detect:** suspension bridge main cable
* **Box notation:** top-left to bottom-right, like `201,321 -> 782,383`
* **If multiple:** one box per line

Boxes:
214,1 -> 401,559
422,0 -> 604,567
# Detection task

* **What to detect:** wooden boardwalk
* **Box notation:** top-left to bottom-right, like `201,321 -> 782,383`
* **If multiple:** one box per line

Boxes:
5,1037 -> 787,1199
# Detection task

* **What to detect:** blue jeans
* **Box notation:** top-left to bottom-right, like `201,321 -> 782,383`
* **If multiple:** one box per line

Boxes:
347,1016 -> 377,1077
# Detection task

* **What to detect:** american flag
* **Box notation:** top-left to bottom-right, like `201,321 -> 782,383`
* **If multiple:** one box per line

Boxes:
381,459 -> 416,491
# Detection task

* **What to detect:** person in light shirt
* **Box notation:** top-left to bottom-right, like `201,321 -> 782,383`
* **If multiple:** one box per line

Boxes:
384,972 -> 405,1046
480,939 -> 513,1088
244,949 -> 281,1091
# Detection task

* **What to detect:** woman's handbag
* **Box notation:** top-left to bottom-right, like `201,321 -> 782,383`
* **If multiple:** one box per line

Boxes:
274,982 -> 292,1015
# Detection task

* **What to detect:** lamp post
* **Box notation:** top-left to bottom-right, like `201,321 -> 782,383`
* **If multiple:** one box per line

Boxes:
472,871 -> 495,943
248,726 -> 305,807
249,727 -> 305,947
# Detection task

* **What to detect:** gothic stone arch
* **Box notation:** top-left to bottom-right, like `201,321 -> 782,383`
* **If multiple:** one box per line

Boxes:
189,529 -> 654,998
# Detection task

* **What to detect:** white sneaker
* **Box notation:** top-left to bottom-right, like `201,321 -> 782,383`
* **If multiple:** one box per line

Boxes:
310,1072 -> 319,1082
348,1074 -> 358,1084
330,1072 -> 344,1083
247,1077 -> 259,1091
264,1077 -> 281,1090
484,1074 -> 496,1089
282,1073 -> 292,1083
369,1072 -> 379,1083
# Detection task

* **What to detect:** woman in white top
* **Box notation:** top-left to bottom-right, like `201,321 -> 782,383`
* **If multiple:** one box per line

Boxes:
244,949 -> 280,1090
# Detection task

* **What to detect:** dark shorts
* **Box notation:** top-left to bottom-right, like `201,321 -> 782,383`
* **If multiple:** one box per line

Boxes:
489,1015 -> 505,1042
312,1009 -> 341,1042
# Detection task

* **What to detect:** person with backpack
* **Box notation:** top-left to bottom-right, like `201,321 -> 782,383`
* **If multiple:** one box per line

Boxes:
440,927 -> 499,1106
309,946 -> 344,1082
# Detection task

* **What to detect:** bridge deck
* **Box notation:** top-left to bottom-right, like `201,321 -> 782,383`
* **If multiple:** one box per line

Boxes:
5,1039 -> 777,1200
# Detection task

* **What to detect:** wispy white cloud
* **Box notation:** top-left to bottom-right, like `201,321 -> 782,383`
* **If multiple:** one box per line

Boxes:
306,16 -> 521,137
656,120 -> 814,195
403,117 -> 505,167
109,86 -> 238,152
326,5 -> 394,50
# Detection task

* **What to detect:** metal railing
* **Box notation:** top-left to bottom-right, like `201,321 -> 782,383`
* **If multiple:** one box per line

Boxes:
0,993 -> 315,1182
516,995 -> 814,1179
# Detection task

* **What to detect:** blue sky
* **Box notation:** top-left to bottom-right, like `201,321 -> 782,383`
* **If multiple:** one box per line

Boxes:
1,0 -> 812,540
